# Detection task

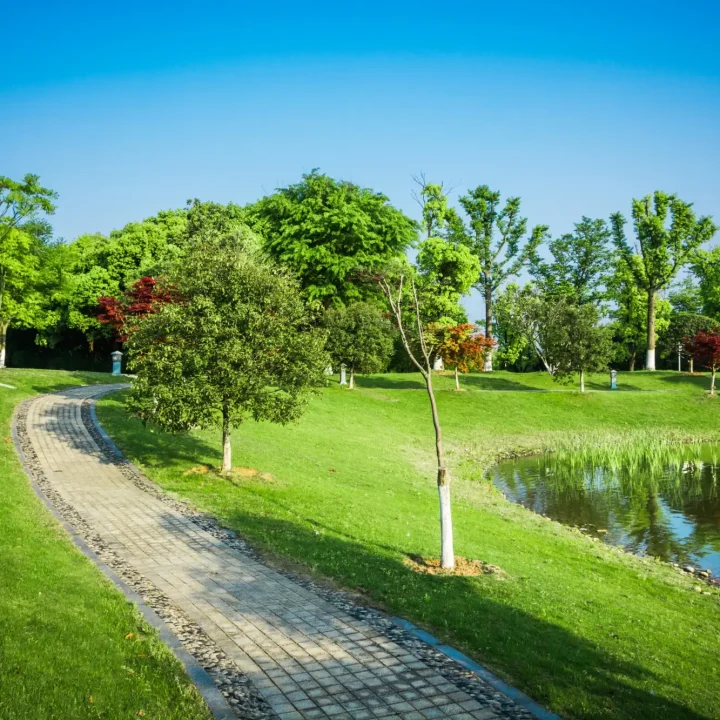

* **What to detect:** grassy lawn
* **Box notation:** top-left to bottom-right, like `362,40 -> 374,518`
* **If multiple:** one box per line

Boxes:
98,370 -> 720,720
0,369 -> 211,720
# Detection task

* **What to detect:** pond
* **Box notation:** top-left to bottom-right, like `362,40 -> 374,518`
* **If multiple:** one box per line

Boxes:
492,444 -> 720,576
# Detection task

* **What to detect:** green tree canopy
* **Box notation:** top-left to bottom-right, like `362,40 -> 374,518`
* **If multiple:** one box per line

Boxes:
529,217 -> 611,305
691,247 -> 720,319
0,174 -> 57,246
127,229 -> 328,473
611,192 -> 716,370
450,185 -> 548,370
247,171 -> 417,307
323,302 -> 394,388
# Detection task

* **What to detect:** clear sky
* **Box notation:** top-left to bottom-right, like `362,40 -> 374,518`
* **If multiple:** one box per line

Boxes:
4,1 -> 720,320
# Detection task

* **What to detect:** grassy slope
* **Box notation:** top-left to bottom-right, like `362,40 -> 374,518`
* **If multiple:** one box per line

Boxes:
98,371 -> 720,720
0,369 -> 211,720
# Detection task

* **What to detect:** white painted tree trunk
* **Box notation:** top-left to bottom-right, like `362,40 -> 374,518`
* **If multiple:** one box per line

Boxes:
221,403 -> 231,473
454,366 -> 460,391
349,367 -> 355,389
483,354 -> 492,372
690,357 -> 694,373
712,368 -> 717,396
438,478 -> 454,569
432,356 -> 444,372
339,364 -> 347,385
646,348 -> 656,371
580,369 -> 585,393
0,323 -> 7,369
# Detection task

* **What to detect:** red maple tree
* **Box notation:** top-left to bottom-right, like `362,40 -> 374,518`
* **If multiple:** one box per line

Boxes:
685,328 -> 720,395
431,323 -> 495,390
98,276 -> 175,342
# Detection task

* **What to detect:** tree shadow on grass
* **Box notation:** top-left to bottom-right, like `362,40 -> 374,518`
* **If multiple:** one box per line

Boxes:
354,374 -> 548,392
191,506 -> 713,720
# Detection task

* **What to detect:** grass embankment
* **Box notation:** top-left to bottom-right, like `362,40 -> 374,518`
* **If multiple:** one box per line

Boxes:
98,371 -> 720,720
0,370 -> 211,720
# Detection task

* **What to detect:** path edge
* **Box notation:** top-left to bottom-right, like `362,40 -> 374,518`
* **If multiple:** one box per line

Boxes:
11,388 -> 236,720
88,386 -> 562,720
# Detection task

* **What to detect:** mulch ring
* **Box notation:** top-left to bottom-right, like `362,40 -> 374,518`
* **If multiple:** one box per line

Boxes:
405,554 -> 506,578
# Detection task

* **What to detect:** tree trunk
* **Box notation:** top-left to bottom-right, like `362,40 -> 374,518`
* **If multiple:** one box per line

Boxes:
424,373 -> 454,569
580,369 -> 585,393
690,357 -> 694,373
629,346 -> 636,372
646,289 -> 656,371
454,366 -> 460,390
349,366 -> 355,389
711,367 -> 716,396
484,286 -> 493,372
221,403 -> 231,473
0,322 -> 8,369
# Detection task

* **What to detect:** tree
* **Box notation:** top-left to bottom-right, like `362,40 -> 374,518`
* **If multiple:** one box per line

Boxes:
323,302 -> 394,388
686,329 -> 720,395
529,217 -> 611,304
492,283 -> 538,371
98,276 -> 175,342
0,174 -> 57,246
691,247 -> 720,319
375,265 -> 455,569
127,229 -> 328,473
611,192 -> 716,370
415,236 -> 479,324
660,312 -> 717,372
667,276 -> 703,315
534,298 -> 614,392
247,171 -> 417,307
0,229 -> 46,367
607,259 -> 671,371
451,185 -> 548,371
429,323 -> 494,390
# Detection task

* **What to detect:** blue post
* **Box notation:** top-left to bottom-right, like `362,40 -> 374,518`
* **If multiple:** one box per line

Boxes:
610,369 -> 617,390
111,351 -> 123,376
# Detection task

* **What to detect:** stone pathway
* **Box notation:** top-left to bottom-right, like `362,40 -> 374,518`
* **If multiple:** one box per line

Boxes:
19,385 -> 544,720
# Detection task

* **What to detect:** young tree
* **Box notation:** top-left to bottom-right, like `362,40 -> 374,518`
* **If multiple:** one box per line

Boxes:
127,230 -> 327,473
492,283 -> 537,371
323,302 -> 394,388
529,217 -> 611,304
534,298 -> 614,392
611,192 -> 716,370
247,171 -> 417,307
375,266 -> 455,568
661,312 -> 717,372
429,323 -> 494,390
452,185 -> 548,371
686,329 -> 720,395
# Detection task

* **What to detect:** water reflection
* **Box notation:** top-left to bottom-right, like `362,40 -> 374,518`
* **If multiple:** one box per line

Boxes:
492,445 -> 720,575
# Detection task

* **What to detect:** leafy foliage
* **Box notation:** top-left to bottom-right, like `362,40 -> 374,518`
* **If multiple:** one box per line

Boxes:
429,323 -> 494,388
529,217 -> 611,304
323,302 -> 394,386
127,229 -> 328,470
685,328 -> 720,393
247,171 -> 416,307
0,174 -> 57,245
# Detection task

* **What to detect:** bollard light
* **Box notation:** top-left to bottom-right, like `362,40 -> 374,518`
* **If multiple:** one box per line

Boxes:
111,351 -> 123,377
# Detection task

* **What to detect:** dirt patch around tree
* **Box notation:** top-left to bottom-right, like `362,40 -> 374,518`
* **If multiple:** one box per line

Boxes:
404,554 -> 506,578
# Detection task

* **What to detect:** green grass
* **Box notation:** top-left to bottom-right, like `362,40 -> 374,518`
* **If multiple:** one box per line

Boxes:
97,370 -> 720,720
0,369 -> 211,720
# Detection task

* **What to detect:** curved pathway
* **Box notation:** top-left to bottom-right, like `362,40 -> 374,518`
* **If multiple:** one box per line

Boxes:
17,385 -> 552,720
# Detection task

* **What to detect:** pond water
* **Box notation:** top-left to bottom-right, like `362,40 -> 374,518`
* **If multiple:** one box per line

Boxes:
492,444 -> 720,576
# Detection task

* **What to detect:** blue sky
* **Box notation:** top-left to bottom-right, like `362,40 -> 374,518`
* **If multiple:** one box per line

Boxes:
4,1 -> 720,319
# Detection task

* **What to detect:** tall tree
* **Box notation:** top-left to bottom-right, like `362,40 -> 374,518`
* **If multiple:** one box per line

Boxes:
247,171 -> 417,307
534,298 -> 614,392
691,247 -> 720,319
492,283 -> 538,371
127,230 -> 327,473
611,192 -> 716,370
375,264 -> 455,569
686,329 -> 720,395
661,312 -> 717,372
667,276 -> 703,316
324,302 -> 394,388
529,217 -> 611,304
452,185 -> 548,371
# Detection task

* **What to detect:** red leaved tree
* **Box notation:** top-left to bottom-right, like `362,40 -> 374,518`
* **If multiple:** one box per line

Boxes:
98,276 -> 175,342
431,323 -> 495,390
685,328 -> 720,395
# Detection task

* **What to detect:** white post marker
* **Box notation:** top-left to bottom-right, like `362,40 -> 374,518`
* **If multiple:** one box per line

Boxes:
610,369 -> 618,390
